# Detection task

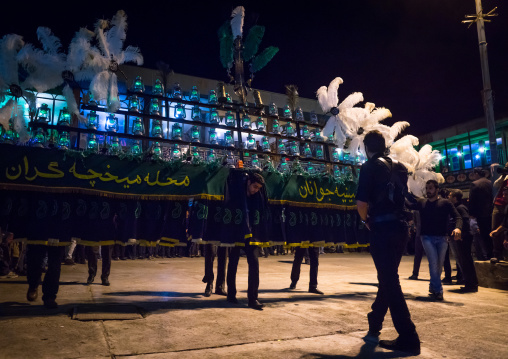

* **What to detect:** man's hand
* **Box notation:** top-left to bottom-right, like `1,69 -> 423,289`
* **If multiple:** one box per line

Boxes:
451,228 -> 462,241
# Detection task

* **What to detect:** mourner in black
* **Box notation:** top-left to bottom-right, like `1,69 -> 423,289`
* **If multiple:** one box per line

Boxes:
226,171 -> 267,310
447,189 -> 478,292
356,130 -> 420,355
468,168 -> 493,260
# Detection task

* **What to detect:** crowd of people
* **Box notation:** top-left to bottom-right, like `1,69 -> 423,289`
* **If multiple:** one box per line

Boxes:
2,130 -> 508,356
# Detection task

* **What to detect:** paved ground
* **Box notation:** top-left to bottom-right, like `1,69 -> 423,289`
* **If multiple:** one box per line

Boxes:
0,252 -> 507,359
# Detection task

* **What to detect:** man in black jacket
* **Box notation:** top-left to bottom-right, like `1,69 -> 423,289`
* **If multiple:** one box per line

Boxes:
226,171 -> 267,310
406,180 -> 462,301
356,130 -> 420,355
448,189 -> 478,292
468,168 -> 493,260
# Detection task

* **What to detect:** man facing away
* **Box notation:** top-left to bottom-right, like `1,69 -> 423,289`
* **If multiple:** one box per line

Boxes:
468,167 -> 493,260
406,180 -> 462,301
356,130 -> 420,355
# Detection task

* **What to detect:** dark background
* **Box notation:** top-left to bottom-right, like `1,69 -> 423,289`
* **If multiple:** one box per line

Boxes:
1,0 -> 507,136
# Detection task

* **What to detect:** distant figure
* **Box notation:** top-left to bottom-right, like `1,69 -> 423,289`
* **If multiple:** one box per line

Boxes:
468,167 -> 493,260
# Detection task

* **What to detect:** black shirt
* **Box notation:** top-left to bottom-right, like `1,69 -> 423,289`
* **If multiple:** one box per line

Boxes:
356,154 -> 408,217
408,198 -> 462,236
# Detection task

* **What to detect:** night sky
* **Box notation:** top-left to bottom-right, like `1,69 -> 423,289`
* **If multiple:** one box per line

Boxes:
1,0 -> 507,136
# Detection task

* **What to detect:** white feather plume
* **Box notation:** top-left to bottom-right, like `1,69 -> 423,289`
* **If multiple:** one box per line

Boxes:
0,99 -> 15,130
11,104 -> 29,143
107,73 -> 120,112
231,6 -> 245,38
389,121 -> 410,140
326,77 -> 343,110
0,34 -> 24,89
317,86 -> 330,113
106,10 -> 127,57
338,92 -> 363,111
36,27 -> 62,55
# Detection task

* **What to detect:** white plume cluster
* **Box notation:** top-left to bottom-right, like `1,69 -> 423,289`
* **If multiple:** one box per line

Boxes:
0,9 -> 143,137
231,6 -> 245,38
88,10 -> 143,113
317,76 -> 442,196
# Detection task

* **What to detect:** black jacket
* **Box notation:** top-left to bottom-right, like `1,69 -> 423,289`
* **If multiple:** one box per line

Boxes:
469,177 -> 493,218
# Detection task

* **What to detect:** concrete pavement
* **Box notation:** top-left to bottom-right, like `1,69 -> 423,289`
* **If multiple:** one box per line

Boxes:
0,252 -> 507,359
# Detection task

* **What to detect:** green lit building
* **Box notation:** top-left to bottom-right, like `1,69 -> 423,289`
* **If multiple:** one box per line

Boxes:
418,116 -> 508,190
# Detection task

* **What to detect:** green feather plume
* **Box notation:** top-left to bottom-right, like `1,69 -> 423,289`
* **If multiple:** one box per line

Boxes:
217,20 -> 233,69
251,46 -> 279,73
243,25 -> 265,62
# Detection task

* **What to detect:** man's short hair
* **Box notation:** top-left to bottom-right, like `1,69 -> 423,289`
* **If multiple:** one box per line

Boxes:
363,130 -> 387,154
248,172 -> 265,186
449,188 -> 463,202
426,179 -> 439,189
473,167 -> 486,177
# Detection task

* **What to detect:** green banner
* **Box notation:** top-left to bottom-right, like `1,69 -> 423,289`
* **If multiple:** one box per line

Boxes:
0,144 -> 356,208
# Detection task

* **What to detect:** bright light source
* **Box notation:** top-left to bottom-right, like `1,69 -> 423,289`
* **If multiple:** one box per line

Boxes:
479,147 -> 485,153
457,152 -> 462,157
475,154 -> 480,159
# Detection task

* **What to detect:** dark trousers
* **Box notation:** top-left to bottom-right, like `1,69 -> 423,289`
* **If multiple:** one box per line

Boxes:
449,236 -> 478,288
411,236 -> 425,277
477,216 -> 493,260
443,246 -> 452,279
26,245 -> 63,302
368,220 -> 417,337
227,244 -> 259,302
203,244 -> 227,291
86,245 -> 112,280
291,247 -> 319,289
491,207 -> 504,260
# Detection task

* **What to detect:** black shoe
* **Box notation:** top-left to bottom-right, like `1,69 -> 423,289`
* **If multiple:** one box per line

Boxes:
490,257 -> 500,264
379,336 -> 420,355
428,292 -> 444,301
408,274 -> 418,280
215,287 -> 228,296
64,258 -> 75,265
442,277 -> 453,285
363,331 -> 380,344
204,283 -> 212,297
43,299 -> 58,309
289,282 -> 297,290
227,296 -> 238,304
86,275 -> 95,285
459,286 -> 478,293
309,287 -> 324,295
101,278 -> 110,286
27,288 -> 38,302
248,300 -> 264,310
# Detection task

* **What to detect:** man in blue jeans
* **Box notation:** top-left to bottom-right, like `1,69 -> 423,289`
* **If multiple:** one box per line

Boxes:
407,180 -> 462,301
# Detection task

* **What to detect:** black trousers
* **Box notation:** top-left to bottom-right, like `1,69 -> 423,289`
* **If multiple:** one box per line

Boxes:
86,245 -> 113,280
26,245 -> 63,302
203,244 -> 227,290
443,246 -> 452,279
448,235 -> 478,289
227,244 -> 259,302
368,220 -> 417,337
411,236 -> 425,277
291,247 -> 319,289
476,216 -> 493,260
